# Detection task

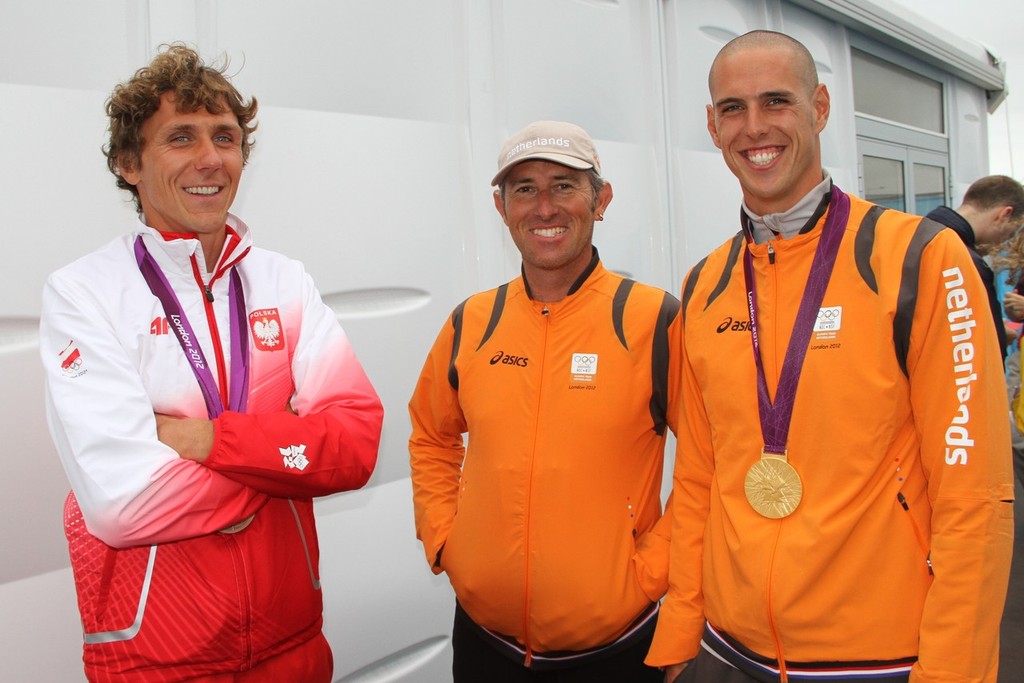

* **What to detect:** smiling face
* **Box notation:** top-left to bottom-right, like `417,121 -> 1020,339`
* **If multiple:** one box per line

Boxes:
119,92 -> 243,243
707,43 -> 830,216
494,160 -> 613,298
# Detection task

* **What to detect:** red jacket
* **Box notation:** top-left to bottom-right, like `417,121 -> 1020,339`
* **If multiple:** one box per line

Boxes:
41,216 -> 383,682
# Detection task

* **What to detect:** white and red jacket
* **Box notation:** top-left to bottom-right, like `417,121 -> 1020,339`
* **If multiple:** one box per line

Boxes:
40,214 -> 383,683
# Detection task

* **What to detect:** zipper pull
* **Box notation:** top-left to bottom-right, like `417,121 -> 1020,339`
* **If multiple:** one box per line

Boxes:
896,492 -> 932,574
204,285 -> 214,302
541,305 -> 549,316
768,243 -> 776,264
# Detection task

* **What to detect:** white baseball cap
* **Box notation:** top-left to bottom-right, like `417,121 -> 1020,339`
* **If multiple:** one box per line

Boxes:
491,120 -> 602,186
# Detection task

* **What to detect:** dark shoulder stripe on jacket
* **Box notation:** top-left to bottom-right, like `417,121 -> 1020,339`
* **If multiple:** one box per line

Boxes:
893,216 -> 946,377
476,284 -> 509,351
447,299 -> 468,390
705,232 -> 744,311
649,291 -> 681,436
681,257 -> 708,325
854,204 -> 886,294
612,279 -> 636,349
449,284 -> 510,389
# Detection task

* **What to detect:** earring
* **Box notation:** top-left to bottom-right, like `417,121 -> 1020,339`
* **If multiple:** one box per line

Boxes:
595,214 -> 604,221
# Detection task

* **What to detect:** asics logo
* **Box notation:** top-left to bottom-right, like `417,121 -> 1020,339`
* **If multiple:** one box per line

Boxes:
716,317 -> 751,333
490,350 -> 529,367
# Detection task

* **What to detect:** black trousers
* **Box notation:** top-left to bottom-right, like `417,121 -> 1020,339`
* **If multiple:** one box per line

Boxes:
451,610 -> 663,683
672,648 -> 911,683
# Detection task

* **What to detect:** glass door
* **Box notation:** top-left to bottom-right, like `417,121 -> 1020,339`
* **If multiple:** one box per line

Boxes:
858,139 -> 948,216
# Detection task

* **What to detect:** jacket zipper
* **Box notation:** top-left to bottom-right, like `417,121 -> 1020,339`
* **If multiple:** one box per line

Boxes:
187,234 -> 251,406
766,527 -> 789,681
223,534 -> 254,666
189,255 -> 231,406
189,237 -> 254,665
522,303 -> 551,666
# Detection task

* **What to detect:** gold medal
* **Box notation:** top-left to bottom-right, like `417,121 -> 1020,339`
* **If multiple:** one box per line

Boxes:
744,451 -> 802,518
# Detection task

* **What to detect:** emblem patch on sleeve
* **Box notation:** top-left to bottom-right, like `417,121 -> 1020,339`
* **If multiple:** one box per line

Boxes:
280,444 -> 309,470
249,309 -> 285,351
58,340 -> 87,378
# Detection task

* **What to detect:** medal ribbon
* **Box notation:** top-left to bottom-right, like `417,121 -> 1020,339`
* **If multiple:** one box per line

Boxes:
134,236 -> 249,418
742,185 -> 849,455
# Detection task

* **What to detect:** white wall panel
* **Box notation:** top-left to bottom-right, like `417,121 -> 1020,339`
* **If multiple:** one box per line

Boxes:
0,0 -> 145,91
662,0 -> 765,273
211,0 -> 465,123
490,0 -> 674,289
780,1 -> 860,191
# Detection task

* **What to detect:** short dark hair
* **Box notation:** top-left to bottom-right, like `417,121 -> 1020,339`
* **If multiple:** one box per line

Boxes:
104,43 -> 258,212
497,167 -> 606,209
709,30 -> 819,97
962,175 -> 1024,222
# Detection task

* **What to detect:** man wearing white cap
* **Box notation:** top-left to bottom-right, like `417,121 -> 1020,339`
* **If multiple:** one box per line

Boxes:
409,120 -> 681,681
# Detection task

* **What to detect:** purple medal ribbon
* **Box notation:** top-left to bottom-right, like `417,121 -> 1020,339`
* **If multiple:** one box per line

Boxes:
741,185 -> 850,455
134,236 -> 249,418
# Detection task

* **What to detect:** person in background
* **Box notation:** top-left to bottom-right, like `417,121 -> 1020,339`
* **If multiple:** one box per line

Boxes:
926,174 -> 1024,364
409,120 -> 679,682
991,228 -> 1024,487
40,44 -> 383,682
646,30 -> 1013,682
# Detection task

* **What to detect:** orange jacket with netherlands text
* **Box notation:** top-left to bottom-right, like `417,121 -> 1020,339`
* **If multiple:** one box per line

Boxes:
646,191 -> 1014,682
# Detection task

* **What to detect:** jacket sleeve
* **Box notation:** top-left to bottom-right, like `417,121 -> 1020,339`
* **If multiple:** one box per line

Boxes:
204,270 -> 383,498
906,230 -> 1015,682
633,295 -> 683,600
40,271 -> 269,549
646,279 -> 713,667
408,313 -> 467,573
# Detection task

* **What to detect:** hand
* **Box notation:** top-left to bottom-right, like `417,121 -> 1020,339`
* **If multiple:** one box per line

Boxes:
155,413 -> 214,462
663,661 -> 689,682
1004,291 -> 1024,322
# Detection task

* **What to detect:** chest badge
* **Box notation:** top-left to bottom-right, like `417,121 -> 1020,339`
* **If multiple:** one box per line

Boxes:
813,306 -> 842,339
570,352 -> 598,382
249,309 -> 285,351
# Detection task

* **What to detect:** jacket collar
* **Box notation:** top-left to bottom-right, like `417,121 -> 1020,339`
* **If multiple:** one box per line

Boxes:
927,206 -> 975,249
521,247 -> 602,301
135,212 -> 253,277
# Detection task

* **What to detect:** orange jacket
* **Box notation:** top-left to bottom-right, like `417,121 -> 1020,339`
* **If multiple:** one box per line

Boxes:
647,192 -> 1014,682
410,256 -> 680,657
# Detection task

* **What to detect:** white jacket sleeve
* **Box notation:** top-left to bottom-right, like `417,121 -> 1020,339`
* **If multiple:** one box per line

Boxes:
40,269 -> 268,548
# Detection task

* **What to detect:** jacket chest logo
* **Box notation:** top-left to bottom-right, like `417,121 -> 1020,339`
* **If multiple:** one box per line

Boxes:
249,309 -> 285,351
489,350 -> 529,367
813,306 -> 843,338
570,353 -> 598,383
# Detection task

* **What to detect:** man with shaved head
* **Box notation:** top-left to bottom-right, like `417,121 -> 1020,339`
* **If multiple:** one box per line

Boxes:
646,30 -> 1013,682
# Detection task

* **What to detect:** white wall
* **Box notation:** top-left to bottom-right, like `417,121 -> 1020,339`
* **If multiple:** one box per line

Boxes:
0,1 -> 993,681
